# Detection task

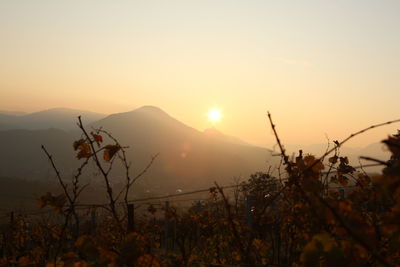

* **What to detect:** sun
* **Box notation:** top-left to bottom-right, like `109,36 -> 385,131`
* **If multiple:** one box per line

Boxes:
208,108 -> 222,123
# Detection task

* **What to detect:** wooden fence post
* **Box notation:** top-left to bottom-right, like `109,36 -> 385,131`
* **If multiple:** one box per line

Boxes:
195,201 -> 201,243
9,211 -> 14,228
163,201 -> 170,250
245,195 -> 254,228
127,204 -> 135,233
339,188 -> 345,200
91,208 -> 97,234
6,211 -> 15,259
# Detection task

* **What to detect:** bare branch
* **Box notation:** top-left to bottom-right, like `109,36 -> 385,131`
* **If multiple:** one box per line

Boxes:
41,145 -> 73,205
267,112 -> 291,173
316,118 -> 400,165
359,156 -> 389,166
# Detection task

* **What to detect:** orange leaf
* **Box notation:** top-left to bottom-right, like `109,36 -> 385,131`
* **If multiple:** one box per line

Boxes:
91,133 -> 103,146
76,143 -> 91,159
103,145 -> 120,161
77,149 -> 91,159
328,155 -> 338,164
73,139 -> 85,151
78,143 -> 91,154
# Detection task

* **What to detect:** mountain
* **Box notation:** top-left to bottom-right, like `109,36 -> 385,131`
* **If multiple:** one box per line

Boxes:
204,127 -> 250,146
0,108 -> 106,131
0,113 -> 18,130
0,110 -> 27,116
0,106 -> 275,202
0,128 -> 76,179
91,106 -> 274,189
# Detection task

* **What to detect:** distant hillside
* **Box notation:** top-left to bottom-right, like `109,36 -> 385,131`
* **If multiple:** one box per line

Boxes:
0,113 -> 18,130
0,128 -> 75,179
91,106 -> 274,189
0,110 -> 27,116
204,127 -> 250,146
0,106 -> 274,201
0,108 -> 106,131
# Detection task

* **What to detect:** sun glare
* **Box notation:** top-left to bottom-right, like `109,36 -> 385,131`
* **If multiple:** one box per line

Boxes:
208,108 -> 222,123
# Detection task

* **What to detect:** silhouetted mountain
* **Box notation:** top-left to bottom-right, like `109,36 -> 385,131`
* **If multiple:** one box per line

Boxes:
0,106 -> 274,202
204,127 -> 250,146
91,106 -> 273,189
0,110 -> 27,116
0,113 -> 18,130
0,108 -> 106,131
0,128 -> 75,179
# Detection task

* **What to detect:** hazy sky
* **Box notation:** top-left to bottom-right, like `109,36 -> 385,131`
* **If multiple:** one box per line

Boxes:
1,0 -> 399,147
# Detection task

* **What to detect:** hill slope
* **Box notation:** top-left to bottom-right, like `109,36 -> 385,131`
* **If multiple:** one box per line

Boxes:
0,106 -> 274,195
0,108 -> 106,131
91,106 -> 273,188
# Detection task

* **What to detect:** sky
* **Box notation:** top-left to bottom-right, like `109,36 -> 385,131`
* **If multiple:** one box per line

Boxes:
1,0 -> 399,148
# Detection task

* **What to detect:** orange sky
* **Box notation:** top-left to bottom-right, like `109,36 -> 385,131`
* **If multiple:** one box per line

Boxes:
1,1 -> 399,147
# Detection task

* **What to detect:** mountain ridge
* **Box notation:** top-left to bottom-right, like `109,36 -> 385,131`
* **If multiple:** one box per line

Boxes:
0,105 -> 274,193
0,107 -> 106,131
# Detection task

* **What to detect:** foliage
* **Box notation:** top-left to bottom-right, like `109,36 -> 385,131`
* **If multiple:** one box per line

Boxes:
1,117 -> 400,266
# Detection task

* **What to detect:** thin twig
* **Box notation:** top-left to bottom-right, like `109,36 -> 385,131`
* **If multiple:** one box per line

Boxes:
359,156 -> 389,166
310,118 -> 400,170
267,112 -> 291,173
